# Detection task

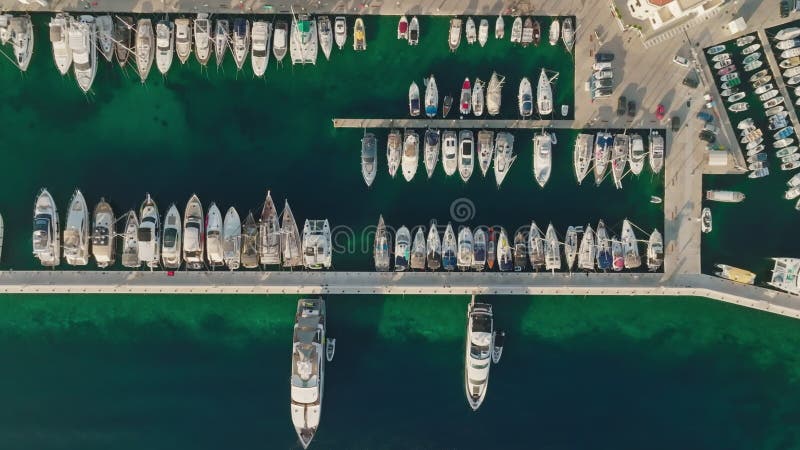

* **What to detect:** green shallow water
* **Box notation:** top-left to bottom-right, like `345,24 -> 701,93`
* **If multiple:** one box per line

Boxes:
1,294 -> 800,449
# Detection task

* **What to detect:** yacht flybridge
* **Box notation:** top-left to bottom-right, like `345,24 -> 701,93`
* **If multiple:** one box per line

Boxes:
465,297 -> 496,411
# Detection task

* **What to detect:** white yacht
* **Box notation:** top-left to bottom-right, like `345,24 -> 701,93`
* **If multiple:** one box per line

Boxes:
402,130 -> 419,182
91,198 -> 115,268
425,75 -> 438,118
477,130 -> 494,177
251,21 -> 271,77
96,15 -> 114,62
70,16 -> 97,93
564,226 -> 577,271
409,81 -> 421,116
162,204 -> 182,269
394,225 -> 411,271
465,17 -> 477,44
487,71 -> 504,116
628,134 -> 646,176
290,297 -> 327,449
537,68 -> 553,115
549,18 -> 560,45
194,14 -> 212,66
334,16 -> 346,49
472,78 -> 485,117
241,212 -> 259,269
611,134 -> 629,189
647,229 -> 663,272
232,18 -> 250,70
281,201 -> 303,268
518,77 -> 533,117
649,131 -> 664,174
458,130 -> 475,182
497,228 -> 513,272
442,130 -> 458,176
183,194 -> 205,270
622,219 -> 641,269
135,19 -> 155,83
561,17 -> 574,52
408,16 -> 419,45
386,129 -> 402,178
464,298 -> 493,411
291,14 -> 318,64
206,203 -> 224,267
318,16 -> 333,60
121,210 -> 140,268
424,129 -> 440,179
303,219 -> 332,269
138,194 -> 160,269
594,132 -> 612,186
362,132 -> 378,186
449,18 -> 462,52
478,19 -> 489,47
374,215 -> 391,271
0,14 -> 12,45
510,17 -> 522,44
495,15 -> 504,39
33,189 -> 60,267
410,227 -> 427,270
174,18 -> 192,64
573,133 -> 594,184
427,221 -> 442,270
10,16 -> 34,72
442,223 -> 458,271
533,132 -> 552,188
353,17 -> 366,51
457,227 -> 474,270
214,19 -> 229,67
578,224 -> 595,271
273,20 -> 288,62
63,189 -> 90,266
545,223 -> 561,271
493,131 -> 515,187
222,206 -> 241,270
155,20 -> 174,75
49,13 -> 73,75
527,222 -> 544,269
472,228 -> 486,271
259,191 -> 282,266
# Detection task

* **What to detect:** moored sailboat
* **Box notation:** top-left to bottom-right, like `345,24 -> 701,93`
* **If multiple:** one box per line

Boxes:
493,132 -> 515,188
487,71 -> 504,116
135,18 -> 155,82
574,133 -> 594,184
241,212 -> 259,269
259,191 -> 281,266
537,68 -> 553,115
374,215 -> 391,271
281,201 -> 303,268
424,129 -> 440,179
477,130 -> 494,177
317,16 -> 333,60
622,219 -> 641,269
533,132 -> 552,188
427,221 -> 441,270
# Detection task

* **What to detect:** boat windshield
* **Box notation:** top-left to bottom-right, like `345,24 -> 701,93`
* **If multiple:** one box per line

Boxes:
163,228 -> 178,248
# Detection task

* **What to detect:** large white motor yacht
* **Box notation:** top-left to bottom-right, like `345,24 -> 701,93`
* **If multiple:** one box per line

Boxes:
465,298 -> 494,410
138,194 -> 161,269
32,188 -> 60,267
290,297 -> 327,449
63,189 -> 90,266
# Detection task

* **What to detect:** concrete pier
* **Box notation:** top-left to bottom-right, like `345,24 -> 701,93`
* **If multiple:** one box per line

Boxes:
332,118 -> 576,129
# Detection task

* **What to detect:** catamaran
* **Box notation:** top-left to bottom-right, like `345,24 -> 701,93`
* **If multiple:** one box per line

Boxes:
472,78 -> 485,117
387,129 -> 402,178
174,18 -> 192,64
497,228 -> 513,272
518,77 -> 533,117
259,191 -> 281,266
374,215 -> 391,271
9,16 -> 33,72
478,19 -> 488,47
394,225 -> 410,271
251,20 -> 271,77
290,297 -> 327,450
493,132 -> 515,187
424,129 -> 440,179
647,229 -> 663,271
449,18 -> 462,52
464,298 -> 494,411
205,203 -> 224,267
457,227 -> 474,270
537,68 -> 553,115
162,204 -> 182,269
138,193 -> 161,269
49,13 -> 73,75
302,219 -> 332,269
96,15 -> 114,62
70,16 -> 97,93
465,17 -> 477,45
561,17 -> 574,52
362,132 -> 378,186
574,133 -> 594,184
280,201 -> 303,268
487,72 -> 504,116
114,16 -> 133,67
409,81 -> 421,116
495,15 -> 504,39
411,227 -> 427,270
232,18 -> 250,70
155,20 -> 174,75
443,223 -> 457,271
425,75 -> 438,117
317,16 -> 333,60
194,14 -> 211,66
135,18 -> 155,82
459,130 -> 475,182
549,18 -> 560,45
533,132 -> 552,188
241,212 -> 259,269
595,220 -> 612,270
273,20 -> 288,62
92,198 -> 115,268
460,78 -> 472,115
622,219 -> 641,269
334,16 -> 346,49
578,224 -> 595,271
611,134 -> 630,189
353,17 -> 366,51
427,221 -> 442,271
544,223 -> 561,271
121,210 -> 140,268
564,226 -> 577,271
628,133 -> 645,176
442,130 -> 458,176
214,19 -> 230,66
477,130 -> 494,177
402,130 -> 420,182
64,190 -> 90,266
473,228 -> 486,271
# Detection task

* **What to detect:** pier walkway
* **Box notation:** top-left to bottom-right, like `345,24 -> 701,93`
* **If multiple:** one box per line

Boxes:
760,28 -> 800,141
332,118 -> 576,130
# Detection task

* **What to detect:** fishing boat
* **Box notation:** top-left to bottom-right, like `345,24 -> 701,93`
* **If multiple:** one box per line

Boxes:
460,78 -> 472,115
232,18 -> 249,70
183,195 -> 205,270
92,15 -> 112,62
706,44 -> 726,55
628,133 -> 645,176
114,16 -> 133,67
241,212 -> 259,269
317,16 -> 333,60
715,264 -> 756,284
493,132 -> 515,187
427,221 -> 441,271
466,17 -> 477,45
561,17 -> 574,52
353,17 -> 366,51
374,215 -> 391,271
449,18 -> 462,51
411,228 -> 427,270
537,68 -> 553,115
578,224 -> 595,271
442,130 -> 458,176
121,210 -> 139,268
718,65 -> 736,76
425,75 -> 438,117
736,35 -> 755,47
302,219 -> 332,269
478,19 -> 488,47
214,19 -> 230,66
273,20 -> 287,62
495,15 -> 504,39
711,52 -> 731,62
649,131 -> 664,174
564,226 -> 577,271
194,14 -> 211,66
280,201 -> 303,268
464,298 -> 494,410
775,138 -> 794,149
162,204 -> 182,269
290,297 -> 327,449
781,56 -> 800,69
782,161 -> 800,171
486,71 -> 503,116
409,81 -> 421,116
789,173 -> 800,187
787,186 -> 800,200
611,134 -> 629,189
155,20 -> 174,75
386,129 -> 402,177
512,230 -> 526,272
521,17 -> 533,47
774,126 -> 795,140
544,224 -> 560,271
408,16 -> 419,45
765,96 -> 786,109
594,132 -> 612,186
424,129 -> 440,179
290,15 -> 318,64
713,59 -> 732,70
393,225 -> 410,272
497,228 -> 513,272
10,17 -> 34,72
361,132 -> 377,186
472,79 -> 485,117
92,198 -> 115,268
206,203 -> 224,267
457,227 -> 474,270
549,18 -> 560,46
443,223 -> 458,271
533,132 -> 552,188
251,21 -> 270,77
777,27 -> 800,41
573,133 -> 594,184
777,146 -> 798,158
402,130 -> 419,182
727,92 -> 746,102
70,16 -> 97,93
477,130 -> 494,177
397,15 -> 408,40
334,16 -> 346,49
742,52 -> 761,64
518,77 -> 533,117
621,219 -> 641,269
174,18 -> 192,64
471,228 -> 486,271
49,13 -> 73,75
750,69 -> 770,81
759,89 -> 779,102
719,71 -> 738,81
782,47 -> 800,59
701,207 -> 712,233
259,191 -> 281,266
510,17 -> 522,44
442,95 -> 453,118
63,190 -> 90,266
138,193 -> 161,269
459,130 -> 475,182
595,220 -> 612,271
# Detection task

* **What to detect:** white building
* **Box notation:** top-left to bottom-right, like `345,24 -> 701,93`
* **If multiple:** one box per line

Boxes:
627,0 -> 726,31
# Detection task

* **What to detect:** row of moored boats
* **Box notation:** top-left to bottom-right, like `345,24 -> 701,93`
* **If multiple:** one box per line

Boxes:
447,15 -> 574,52
31,188 -> 332,270
372,216 -> 663,272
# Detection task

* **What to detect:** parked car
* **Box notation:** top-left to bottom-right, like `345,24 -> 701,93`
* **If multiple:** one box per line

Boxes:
703,123 -> 718,134
593,62 -> 613,71
593,87 -> 613,99
699,130 -> 716,143
682,74 -> 699,88
593,69 -> 613,80
671,116 -> 681,131
656,104 -> 665,120
627,100 -> 636,117
595,52 -> 615,62
617,96 -> 627,116
673,55 -> 690,67
592,78 -> 613,89
781,0 -> 791,18
696,111 -> 714,122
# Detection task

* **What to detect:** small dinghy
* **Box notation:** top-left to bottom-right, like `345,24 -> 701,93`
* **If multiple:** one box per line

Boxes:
326,338 -> 336,362
491,330 -> 505,364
